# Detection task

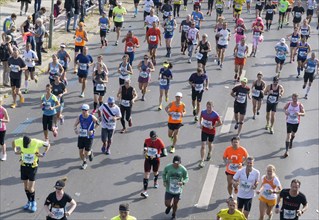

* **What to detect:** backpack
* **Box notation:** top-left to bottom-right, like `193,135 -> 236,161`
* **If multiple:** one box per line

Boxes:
0,44 -> 10,61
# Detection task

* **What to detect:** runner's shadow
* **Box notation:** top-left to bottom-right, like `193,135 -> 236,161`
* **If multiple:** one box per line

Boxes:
114,171 -> 144,185
0,207 -> 28,219
284,167 -> 319,179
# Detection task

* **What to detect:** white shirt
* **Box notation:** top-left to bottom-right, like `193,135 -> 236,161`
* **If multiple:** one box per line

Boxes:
145,15 -> 159,28
233,166 -> 260,199
144,0 -> 154,12
217,29 -> 230,46
99,103 -> 121,129
23,49 -> 38,67
187,27 -> 199,40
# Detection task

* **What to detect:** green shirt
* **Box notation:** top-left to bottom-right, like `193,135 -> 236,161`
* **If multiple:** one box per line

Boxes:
162,163 -> 189,194
15,138 -> 47,168
279,0 -> 289,12
111,215 -> 136,220
113,7 -> 127,23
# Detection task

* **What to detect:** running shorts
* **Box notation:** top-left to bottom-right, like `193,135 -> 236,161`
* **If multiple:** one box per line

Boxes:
286,123 -> 299,133
144,158 -> 160,172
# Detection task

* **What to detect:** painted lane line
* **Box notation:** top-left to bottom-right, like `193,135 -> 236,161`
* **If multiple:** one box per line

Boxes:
12,118 -> 36,135
220,107 -> 234,134
196,165 -> 220,209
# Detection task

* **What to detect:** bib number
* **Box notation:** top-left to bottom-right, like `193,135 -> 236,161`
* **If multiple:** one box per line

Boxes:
126,46 -> 133,52
195,83 -> 204,91
58,59 -> 65,66
196,53 -> 203,60
10,65 -> 19,72
268,95 -> 277,103
79,63 -> 87,70
159,78 -> 168,86
139,71 -> 148,78
79,128 -> 88,137
96,84 -> 105,91
240,181 -> 252,192
171,112 -> 181,120
236,94 -> 246,103
100,23 -> 107,29
252,89 -> 260,97
283,209 -> 296,219
228,163 -> 239,172
51,207 -> 65,219
201,119 -> 212,128
149,35 -> 157,42
147,147 -> 157,157
23,154 -> 35,164
192,39 -> 198,45
75,37 -> 82,43
121,99 -> 130,107
169,177 -> 181,194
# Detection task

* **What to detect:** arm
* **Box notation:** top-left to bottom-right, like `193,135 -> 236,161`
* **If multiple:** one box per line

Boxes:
298,104 -> 305,116
1,108 -> 10,123
73,116 -> 80,134
117,87 -> 122,100
132,88 -> 138,103
127,64 -> 133,75
165,103 -> 172,115
205,77 -> 209,90
66,199 -> 77,216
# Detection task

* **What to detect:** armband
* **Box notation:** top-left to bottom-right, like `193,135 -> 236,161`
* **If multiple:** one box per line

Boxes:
160,148 -> 168,157
96,120 -> 100,125
42,152 -> 46,156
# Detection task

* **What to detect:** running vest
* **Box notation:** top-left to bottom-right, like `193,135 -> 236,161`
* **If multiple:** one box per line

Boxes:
252,80 -> 263,98
236,43 -> 247,58
168,101 -> 185,124
236,24 -> 245,35
297,42 -> 309,58
99,17 -> 108,30
139,61 -> 150,79
267,84 -> 280,104
75,29 -> 86,46
57,50 -> 67,67
0,106 -> 6,131
286,102 -> 301,124
79,114 -> 94,138
291,33 -> 299,43
199,41 -> 209,57
94,70 -> 107,90
121,86 -> 133,107
165,19 -> 175,34
49,62 -> 60,80
260,176 -> 278,200
305,58 -> 317,73
119,62 -> 130,80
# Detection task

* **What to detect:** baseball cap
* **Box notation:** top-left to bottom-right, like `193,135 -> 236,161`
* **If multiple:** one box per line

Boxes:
273,76 -> 279,82
60,43 -> 66,48
108,96 -> 115,103
119,203 -> 129,212
240,77 -> 248,83
150,130 -> 157,138
280,38 -> 285,43
55,180 -> 65,188
175,92 -> 183,97
163,62 -> 169,68
81,104 -> 90,111
173,155 -> 181,164
117,1 -> 122,5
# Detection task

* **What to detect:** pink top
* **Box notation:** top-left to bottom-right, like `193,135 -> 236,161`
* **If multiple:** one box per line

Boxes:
0,106 -> 6,131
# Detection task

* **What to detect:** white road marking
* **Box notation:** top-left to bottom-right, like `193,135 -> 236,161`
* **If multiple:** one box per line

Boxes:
196,165 -> 220,209
241,69 -> 246,78
220,107 -> 234,134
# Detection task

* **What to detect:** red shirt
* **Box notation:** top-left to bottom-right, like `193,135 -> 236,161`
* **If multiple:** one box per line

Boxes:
144,137 -> 165,159
200,110 -> 220,135
146,28 -> 161,45
124,36 -> 139,53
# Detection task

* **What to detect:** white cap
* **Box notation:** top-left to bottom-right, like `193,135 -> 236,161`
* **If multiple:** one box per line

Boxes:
81,104 -> 90,110
175,92 -> 183,97
280,38 -> 285,43
117,1 -> 122,5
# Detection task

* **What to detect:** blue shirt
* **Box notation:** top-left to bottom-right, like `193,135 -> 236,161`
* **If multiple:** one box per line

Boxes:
191,11 -> 204,29
79,114 -> 95,139
99,17 -> 109,30
159,68 -> 172,86
305,58 -> 318,73
297,43 -> 309,58
41,94 -> 58,116
275,43 -> 289,60
76,54 -> 93,74
189,73 -> 208,92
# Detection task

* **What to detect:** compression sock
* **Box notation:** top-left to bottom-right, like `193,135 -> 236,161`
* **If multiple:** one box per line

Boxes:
99,102 -> 103,106
290,135 -> 295,147
306,86 -> 310,95
101,40 -> 104,46
25,190 -> 31,201
285,141 -> 290,151
154,174 -> 159,182
93,102 -> 97,110
297,67 -> 300,75
143,178 -> 149,191
29,191 -> 35,202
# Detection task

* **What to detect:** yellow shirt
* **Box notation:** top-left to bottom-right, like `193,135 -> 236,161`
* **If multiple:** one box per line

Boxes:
111,215 -> 137,220
113,7 -> 127,23
234,0 -> 246,10
216,208 -> 247,220
15,138 -> 47,168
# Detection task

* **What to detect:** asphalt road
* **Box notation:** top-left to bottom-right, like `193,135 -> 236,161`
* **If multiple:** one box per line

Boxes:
0,2 -> 318,220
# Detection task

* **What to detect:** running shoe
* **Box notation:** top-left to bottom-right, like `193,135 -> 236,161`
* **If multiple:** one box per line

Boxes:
23,201 -> 31,210
265,124 -> 270,130
106,147 -> 111,155
154,181 -> 159,188
128,119 -> 132,127
89,151 -> 94,161
81,162 -> 88,170
120,128 -> 127,133
252,115 -> 256,120
165,206 -> 172,214
170,136 -> 174,143
53,127 -> 58,137
165,97 -> 169,102
302,85 -> 306,89
158,104 -> 162,110
169,146 -> 175,153
101,145 -> 106,153
20,96 -> 25,103
171,213 -> 176,220
79,93 -> 84,98
283,152 -> 288,158
0,153 -> 7,161
60,116 -> 64,125
257,111 -> 260,115
234,123 -> 239,130
206,154 -> 211,161
198,161 -> 205,168
140,191 -> 149,198
10,103 -> 16,108
234,73 -> 238,80
193,108 -> 197,116
217,60 -> 220,65
23,89 -> 29,94
270,127 -> 274,134
289,141 -> 292,149
115,41 -> 118,46
220,64 -> 223,69
188,58 -> 191,63
183,5 -> 187,10
30,201 -> 37,212
91,109 -> 97,115
194,116 -> 198,122
304,94 -> 308,99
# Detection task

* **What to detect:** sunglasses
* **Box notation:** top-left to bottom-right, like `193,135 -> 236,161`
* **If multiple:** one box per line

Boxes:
55,187 -> 63,190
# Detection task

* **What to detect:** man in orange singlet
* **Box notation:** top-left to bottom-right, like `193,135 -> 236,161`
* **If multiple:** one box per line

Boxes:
73,22 -> 88,74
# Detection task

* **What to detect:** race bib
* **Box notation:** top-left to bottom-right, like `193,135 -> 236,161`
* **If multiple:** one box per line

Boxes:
166,25 -> 173,32
288,113 -> 298,123
306,66 -> 315,72
236,94 -> 246,103
252,89 -> 261,97
280,3 -> 285,9
235,3 -> 241,9
201,119 -> 212,128
228,163 -> 239,172
195,83 -> 204,91
268,95 -> 277,103
116,14 -> 123,19
283,209 -> 296,219
100,23 -> 107,29
240,181 -> 252,192
23,154 -> 35,164
237,51 -> 245,58
182,25 -> 190,32
79,63 -> 87,70
96,84 -> 105,91
295,12 -> 301,17
301,30 -> 308,35
51,207 -> 64,220
79,128 -> 88,137
121,99 -> 130,107
139,71 -> 148,78
147,147 -> 157,157
44,102 -> 51,110
253,32 -> 261,37
169,177 -> 181,194
75,37 -> 82,43
267,9 -> 273,13
126,46 -> 133,52
257,1 -> 262,5
164,11 -> 170,17
10,65 -> 19,72
50,67 -> 59,74
159,78 -> 168,86
192,39 -> 198,45
171,112 -> 181,120
196,53 -> 203,60
308,6 -> 314,9
291,37 -> 298,43
216,3 -> 223,8
299,51 -> 307,57
149,35 -> 157,42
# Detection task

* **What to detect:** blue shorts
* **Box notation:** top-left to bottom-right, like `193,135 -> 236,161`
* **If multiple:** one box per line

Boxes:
164,33 -> 173,39
160,84 -> 170,90
290,42 -> 297,47
297,56 -> 306,62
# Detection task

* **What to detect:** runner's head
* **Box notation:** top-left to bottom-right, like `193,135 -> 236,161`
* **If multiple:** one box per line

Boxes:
81,104 -> 90,115
240,37 -> 246,44
54,74 -> 60,83
297,0 -> 301,6
257,72 -> 263,79
96,62 -> 103,71
291,93 -> 298,102
273,76 -> 279,84
127,30 -> 133,38
152,21 -> 157,28
290,179 -> 301,193
119,203 -> 130,218
194,5 -> 199,11
256,17 -> 262,24
191,22 -> 196,28
83,46 -> 88,55
217,16 -> 224,23
10,13 -> 17,21
124,79 -> 131,87
267,0 -> 271,5
97,55 -> 103,61
302,19 -> 308,25
46,84 -> 52,93
237,18 -> 244,25
55,177 -> 67,191
117,1 -> 122,8
197,67 -> 204,75
228,199 -> 237,211
60,43 -> 66,50
222,22 -> 228,29
280,38 -> 286,45
245,156 -> 254,169
108,96 -> 115,106
172,155 -> 181,168
101,11 -> 106,17
266,164 -> 276,177
122,54 -> 129,63
5,35 -> 12,43
240,77 -> 248,86
78,22 -> 85,30
202,34 -> 208,41
150,130 -> 157,140
186,14 -> 191,21
35,18 -> 43,26
231,136 -> 240,148
150,8 -> 154,15
310,52 -> 315,59
175,92 -> 182,101
206,101 -> 213,112
23,136 -> 31,148
25,42 -> 31,50
52,54 -> 58,62
12,46 -> 19,58
163,61 -> 172,69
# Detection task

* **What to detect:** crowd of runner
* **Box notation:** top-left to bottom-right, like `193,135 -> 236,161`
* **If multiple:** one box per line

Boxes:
0,0 -> 318,219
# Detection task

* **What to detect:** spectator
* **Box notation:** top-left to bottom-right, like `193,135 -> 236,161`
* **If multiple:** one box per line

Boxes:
18,0 -> 31,16
20,16 -> 36,51
80,0 -> 87,22
54,0 -> 63,21
0,36 -> 13,87
34,18 -> 45,66
74,0 -> 80,30
2,13 -> 17,32
34,0 -> 42,12
2,26 -> 18,48
34,7 -> 47,25
65,0 -> 75,32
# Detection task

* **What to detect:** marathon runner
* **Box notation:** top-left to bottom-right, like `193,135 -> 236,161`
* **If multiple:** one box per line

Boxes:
162,14 -> 177,58
146,21 -> 162,66
230,77 -> 251,137
98,12 -> 110,48
255,0 -> 264,18
13,135 -> 50,212
144,0 -> 155,20
118,54 -> 133,86
187,22 -> 200,64
275,179 -> 308,219
274,38 -> 289,77
141,130 -> 167,198
51,75 -> 67,127
264,76 -> 284,134
108,0 -> 117,31
278,0 -> 289,29
44,177 -> 77,220
74,104 -> 100,169
161,0 -> 173,20
264,0 -> 276,31
173,0 -> 182,17
47,54 -> 64,85
233,37 -> 249,81
296,37 -> 311,78
158,61 -> 173,110
302,52 -> 318,99
285,0 -> 294,25
251,72 -> 265,120
306,0 -> 316,23
216,22 -> 231,68
75,46 -> 93,97
195,34 -> 211,73
111,203 -> 136,220
251,17 -> 264,57
256,164 -> 282,220
22,42 -> 38,94
144,9 -> 160,34
99,97 -> 121,155
234,18 -> 247,44
233,0 -> 245,20
216,199 -> 246,220
57,43 -> 71,84
223,136 -> 248,199
191,6 -> 204,30
214,17 -> 224,55
286,27 -> 300,63
198,101 -> 222,168
137,55 -> 155,101
0,98 -> 9,161
215,0 -> 225,21
112,2 -> 127,46
92,63 -> 108,114
233,157 -> 260,218
162,155 -> 189,220
179,15 -> 191,55
188,67 -> 209,122
283,93 -> 305,158
117,79 -> 138,133
165,92 -> 186,153
292,1 -> 304,29
299,19 -> 311,40
73,22 -> 88,74
122,30 -> 140,66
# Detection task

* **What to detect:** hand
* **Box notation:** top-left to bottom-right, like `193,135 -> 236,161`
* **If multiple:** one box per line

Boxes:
89,130 -> 94,136
233,182 -> 239,188
192,83 -> 195,88
49,107 -> 54,110
205,87 -> 209,91
74,129 -> 78,135
269,90 -> 273,94
65,212 -> 71,217
178,182 -> 183,186
296,210 -> 303,216
256,190 -> 260,194
48,212 -> 55,217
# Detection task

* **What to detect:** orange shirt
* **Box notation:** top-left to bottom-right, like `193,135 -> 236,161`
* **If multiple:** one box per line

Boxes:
223,146 -> 248,175
168,101 -> 185,124
287,0 -> 294,6
146,28 -> 161,45
75,29 -> 86,47
124,36 -> 139,53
